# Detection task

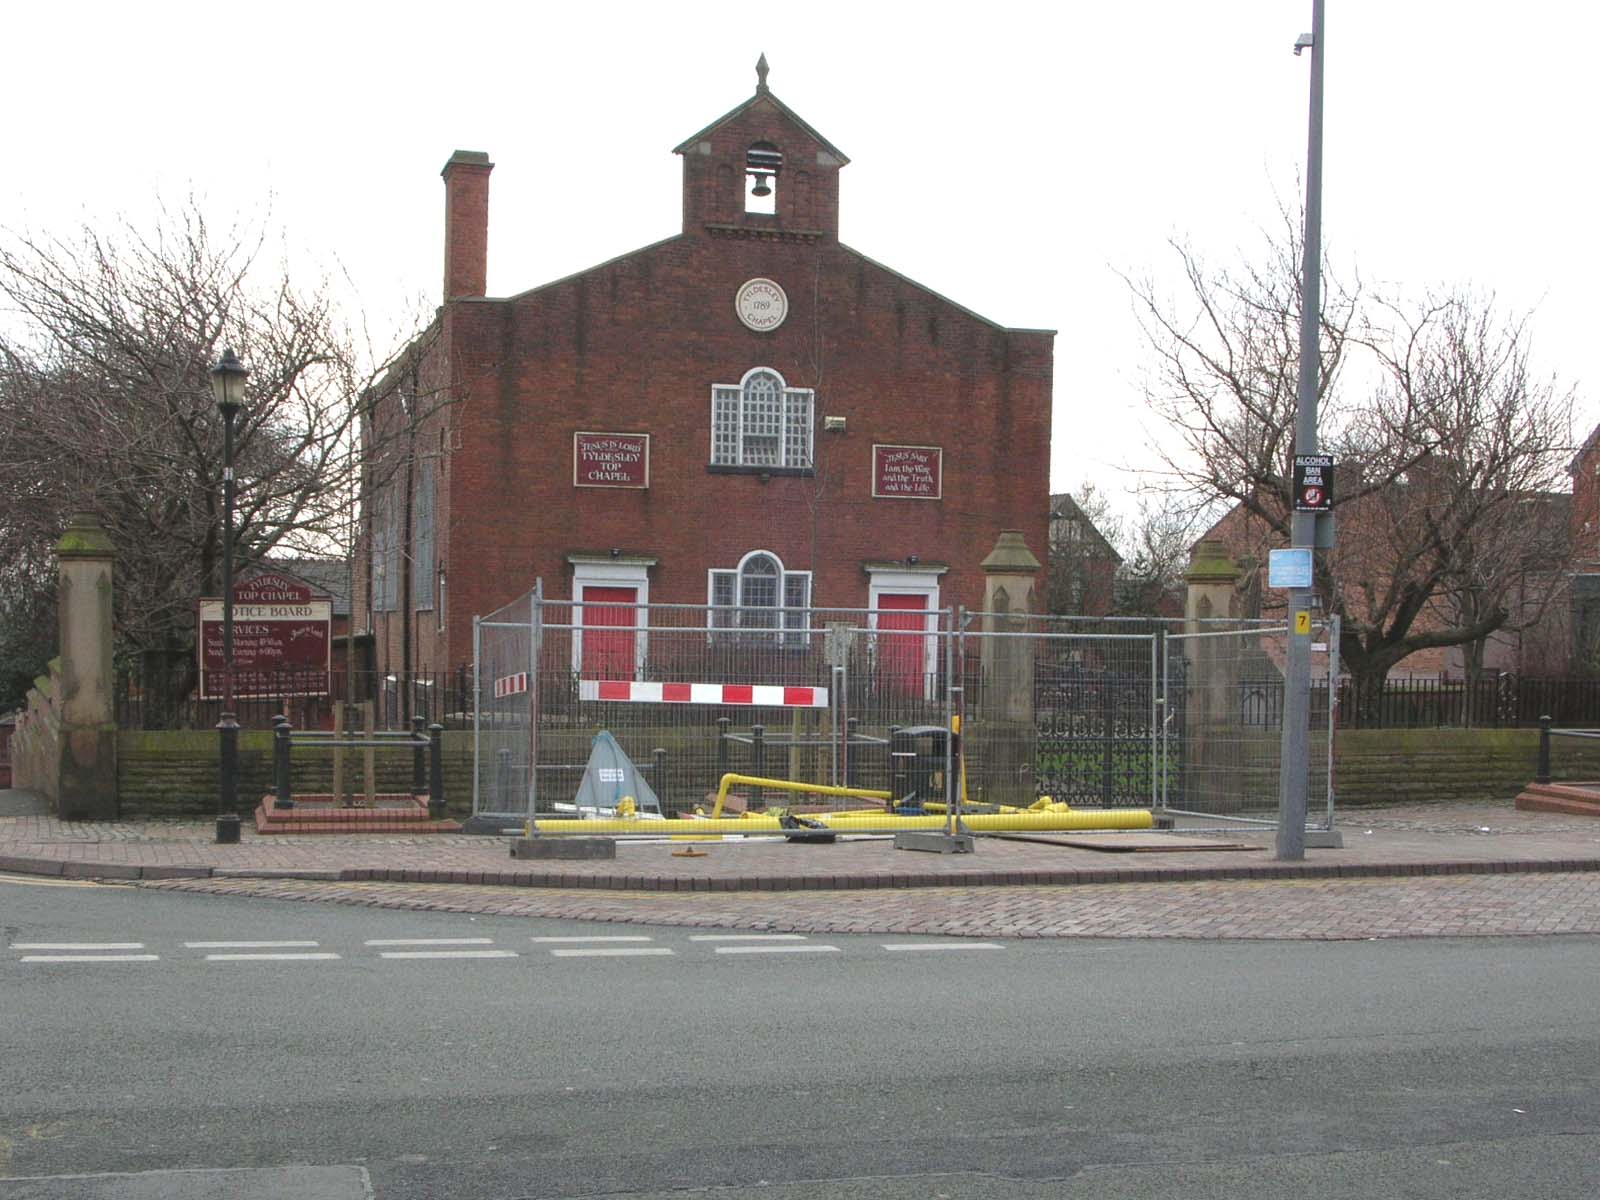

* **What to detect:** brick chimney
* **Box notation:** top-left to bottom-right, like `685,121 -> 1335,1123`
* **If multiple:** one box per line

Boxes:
441,150 -> 493,300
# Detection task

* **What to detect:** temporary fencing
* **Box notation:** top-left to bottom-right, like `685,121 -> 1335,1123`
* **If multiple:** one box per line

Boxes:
470,593 -> 1337,836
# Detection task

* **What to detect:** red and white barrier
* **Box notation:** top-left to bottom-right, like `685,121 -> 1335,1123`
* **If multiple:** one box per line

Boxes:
578,680 -> 828,707
494,672 -> 529,699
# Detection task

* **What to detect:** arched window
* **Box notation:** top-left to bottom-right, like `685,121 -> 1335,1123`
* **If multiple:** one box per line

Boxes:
708,550 -> 812,646
710,368 -> 814,470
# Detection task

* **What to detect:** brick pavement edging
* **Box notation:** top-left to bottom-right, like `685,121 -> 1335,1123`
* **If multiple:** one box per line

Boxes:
4,850 -> 1600,890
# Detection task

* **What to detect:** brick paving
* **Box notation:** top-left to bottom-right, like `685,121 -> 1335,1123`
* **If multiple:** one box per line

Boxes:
5,793 -> 1600,939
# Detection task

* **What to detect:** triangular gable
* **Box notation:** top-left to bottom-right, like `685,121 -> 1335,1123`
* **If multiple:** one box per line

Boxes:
673,90 -> 849,165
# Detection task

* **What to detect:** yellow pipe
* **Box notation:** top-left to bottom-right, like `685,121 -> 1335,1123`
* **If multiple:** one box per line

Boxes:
528,808 -> 1152,837
710,773 -> 891,819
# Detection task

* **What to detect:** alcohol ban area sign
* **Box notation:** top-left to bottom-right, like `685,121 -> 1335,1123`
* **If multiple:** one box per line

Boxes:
1293,454 -> 1334,512
198,572 -> 331,699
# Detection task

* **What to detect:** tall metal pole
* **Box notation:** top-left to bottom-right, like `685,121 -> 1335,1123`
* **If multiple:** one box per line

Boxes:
216,397 -> 241,843
1277,0 -> 1325,860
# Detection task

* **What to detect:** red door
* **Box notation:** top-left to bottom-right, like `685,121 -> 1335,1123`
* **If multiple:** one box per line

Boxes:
877,594 -> 929,697
582,587 -> 637,679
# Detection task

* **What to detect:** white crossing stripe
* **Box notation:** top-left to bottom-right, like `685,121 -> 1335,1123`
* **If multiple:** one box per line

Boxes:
12,942 -> 146,951
20,954 -> 160,963
689,934 -> 807,942
548,947 -> 675,958
713,944 -> 840,955
204,952 -> 341,961
531,935 -> 654,943
881,942 -> 1005,952
379,950 -> 519,960
185,941 -> 321,949
365,938 -> 497,947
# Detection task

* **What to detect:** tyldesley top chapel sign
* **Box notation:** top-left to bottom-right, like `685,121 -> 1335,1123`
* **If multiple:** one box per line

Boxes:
198,572 -> 332,699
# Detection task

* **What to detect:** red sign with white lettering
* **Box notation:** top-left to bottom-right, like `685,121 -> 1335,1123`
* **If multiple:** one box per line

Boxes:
872,444 -> 943,500
198,573 -> 332,699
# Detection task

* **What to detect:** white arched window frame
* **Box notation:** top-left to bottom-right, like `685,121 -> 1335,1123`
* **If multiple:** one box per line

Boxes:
710,367 -> 813,469
707,549 -> 812,647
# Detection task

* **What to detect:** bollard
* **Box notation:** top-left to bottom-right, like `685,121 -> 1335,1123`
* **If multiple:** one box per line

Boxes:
1536,714 -> 1552,785
496,747 -> 513,810
653,747 -> 668,812
428,723 -> 445,819
751,724 -> 765,810
273,716 -> 295,810
412,715 -> 427,798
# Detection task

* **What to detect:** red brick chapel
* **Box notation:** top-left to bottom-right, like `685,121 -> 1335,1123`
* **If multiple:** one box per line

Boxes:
358,58 -> 1055,681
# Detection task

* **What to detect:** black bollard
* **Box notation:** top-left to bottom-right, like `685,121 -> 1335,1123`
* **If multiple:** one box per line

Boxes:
751,724 -> 765,810
428,723 -> 446,819
412,715 -> 427,797
273,716 -> 295,810
1537,714 -> 1552,785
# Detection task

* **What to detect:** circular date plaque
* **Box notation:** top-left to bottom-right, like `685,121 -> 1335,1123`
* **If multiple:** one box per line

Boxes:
735,277 -> 788,332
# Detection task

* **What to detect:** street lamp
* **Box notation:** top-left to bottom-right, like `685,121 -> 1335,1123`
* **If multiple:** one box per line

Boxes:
1277,0 -> 1325,861
211,347 -> 248,844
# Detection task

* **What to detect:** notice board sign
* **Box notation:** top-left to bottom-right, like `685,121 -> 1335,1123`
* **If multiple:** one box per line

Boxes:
199,572 -> 332,699
1293,454 -> 1334,512
872,444 -> 942,500
573,432 -> 650,489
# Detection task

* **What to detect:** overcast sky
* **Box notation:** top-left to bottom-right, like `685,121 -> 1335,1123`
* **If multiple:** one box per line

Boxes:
4,1 -> 1594,520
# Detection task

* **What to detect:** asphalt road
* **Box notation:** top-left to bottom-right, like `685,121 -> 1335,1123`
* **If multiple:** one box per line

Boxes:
2,877 -> 1598,1198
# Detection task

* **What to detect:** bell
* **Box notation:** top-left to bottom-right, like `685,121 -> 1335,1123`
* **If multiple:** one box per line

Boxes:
750,172 -> 772,198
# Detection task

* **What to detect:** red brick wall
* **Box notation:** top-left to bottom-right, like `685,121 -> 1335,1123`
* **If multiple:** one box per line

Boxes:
364,94 -> 1052,675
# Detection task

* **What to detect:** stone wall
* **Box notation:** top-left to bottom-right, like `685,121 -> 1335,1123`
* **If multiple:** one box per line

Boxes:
1333,728 -> 1600,806
10,661 -> 63,803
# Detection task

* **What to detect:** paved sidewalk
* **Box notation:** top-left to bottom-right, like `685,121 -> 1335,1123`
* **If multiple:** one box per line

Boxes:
5,791 -> 1600,938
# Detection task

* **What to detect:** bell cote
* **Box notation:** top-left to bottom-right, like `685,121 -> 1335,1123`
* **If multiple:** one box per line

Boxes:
674,55 -> 847,242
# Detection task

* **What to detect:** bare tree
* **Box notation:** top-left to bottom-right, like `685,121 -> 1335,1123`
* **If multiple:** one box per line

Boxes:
1112,492 -> 1210,617
0,202 -> 433,686
1129,216 -> 1573,711
1047,485 -> 1122,615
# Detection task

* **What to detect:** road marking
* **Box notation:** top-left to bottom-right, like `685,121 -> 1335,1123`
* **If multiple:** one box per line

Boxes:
548,947 -> 675,958
713,944 -> 841,955
532,935 -> 655,943
881,942 -> 1005,952
688,933 -> 807,942
379,950 -> 519,960
0,872 -> 103,888
204,952 -> 341,962
12,942 -> 146,951
20,954 -> 160,963
365,938 -> 497,947
185,940 -> 321,949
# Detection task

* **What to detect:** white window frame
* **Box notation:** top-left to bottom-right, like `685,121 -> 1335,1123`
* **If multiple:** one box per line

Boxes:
710,367 -> 814,469
707,549 -> 812,647
866,565 -> 947,700
569,557 -> 654,677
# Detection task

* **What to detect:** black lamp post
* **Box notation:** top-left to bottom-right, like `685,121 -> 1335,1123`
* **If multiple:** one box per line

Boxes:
211,348 -> 248,844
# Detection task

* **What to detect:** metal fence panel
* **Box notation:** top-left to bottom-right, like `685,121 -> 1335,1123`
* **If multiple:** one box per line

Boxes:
1161,620 -> 1336,829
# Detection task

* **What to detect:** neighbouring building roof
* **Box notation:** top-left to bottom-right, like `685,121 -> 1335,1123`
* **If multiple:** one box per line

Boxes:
264,558 -> 353,617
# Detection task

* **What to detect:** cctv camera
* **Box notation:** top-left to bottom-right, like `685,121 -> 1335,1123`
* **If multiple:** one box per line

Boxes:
1293,33 -> 1313,55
